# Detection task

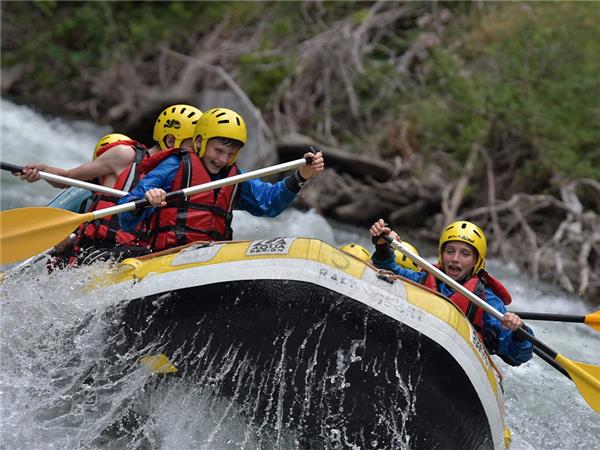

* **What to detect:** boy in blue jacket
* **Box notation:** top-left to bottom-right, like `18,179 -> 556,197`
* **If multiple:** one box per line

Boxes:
119,107 -> 324,251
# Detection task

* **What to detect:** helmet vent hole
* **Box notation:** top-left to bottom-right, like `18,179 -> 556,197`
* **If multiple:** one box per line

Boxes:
473,230 -> 481,238
218,120 -> 230,124
216,112 -> 226,118
236,117 -> 240,125
460,223 -> 467,229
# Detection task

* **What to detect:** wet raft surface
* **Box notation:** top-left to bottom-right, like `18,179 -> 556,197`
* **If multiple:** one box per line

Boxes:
114,280 -> 493,449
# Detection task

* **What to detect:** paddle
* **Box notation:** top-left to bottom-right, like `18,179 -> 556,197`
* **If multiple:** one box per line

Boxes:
510,310 -> 600,333
383,235 -> 600,414
0,157 -> 311,265
1,161 -> 127,197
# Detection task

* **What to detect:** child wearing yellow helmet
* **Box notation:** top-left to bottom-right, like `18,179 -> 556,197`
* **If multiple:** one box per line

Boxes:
340,243 -> 372,262
369,218 -> 534,367
20,104 -> 201,189
93,133 -> 132,160
393,241 -> 420,271
20,131 -> 153,267
20,132 -> 144,190
18,104 -> 205,265
117,107 -> 325,252
152,104 -> 202,151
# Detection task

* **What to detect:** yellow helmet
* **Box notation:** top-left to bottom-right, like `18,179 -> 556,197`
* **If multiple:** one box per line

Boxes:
153,104 -> 202,150
394,241 -> 420,271
93,133 -> 131,160
340,243 -> 371,262
439,220 -> 487,273
193,107 -> 247,165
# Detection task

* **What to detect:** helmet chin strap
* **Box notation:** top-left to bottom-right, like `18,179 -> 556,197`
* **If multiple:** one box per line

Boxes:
455,273 -> 471,284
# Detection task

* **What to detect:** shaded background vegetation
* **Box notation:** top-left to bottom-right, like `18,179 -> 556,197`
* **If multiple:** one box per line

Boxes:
2,1 -> 599,185
2,1 -> 599,303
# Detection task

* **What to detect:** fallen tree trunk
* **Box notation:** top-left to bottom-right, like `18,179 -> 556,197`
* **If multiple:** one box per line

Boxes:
277,138 -> 394,182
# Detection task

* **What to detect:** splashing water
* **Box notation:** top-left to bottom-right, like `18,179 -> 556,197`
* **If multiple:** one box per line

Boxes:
0,98 -> 110,209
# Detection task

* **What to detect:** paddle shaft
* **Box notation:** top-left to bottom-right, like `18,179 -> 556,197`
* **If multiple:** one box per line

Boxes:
511,311 -> 585,323
511,310 -> 600,333
89,157 -> 311,221
384,236 -> 569,375
1,161 -> 127,197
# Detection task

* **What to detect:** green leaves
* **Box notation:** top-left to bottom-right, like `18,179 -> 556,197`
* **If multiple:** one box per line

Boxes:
2,1 -> 598,188
410,2 -> 600,189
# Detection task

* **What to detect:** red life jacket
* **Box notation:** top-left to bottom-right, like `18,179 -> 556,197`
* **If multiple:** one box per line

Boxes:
423,267 -> 511,332
142,149 -> 240,251
137,146 -> 180,174
95,139 -> 140,159
76,141 -> 149,248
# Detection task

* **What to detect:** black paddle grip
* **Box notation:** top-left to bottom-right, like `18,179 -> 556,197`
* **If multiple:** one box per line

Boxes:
371,225 -> 391,245
165,191 -> 187,201
132,190 -> 187,210
304,145 -> 323,165
1,162 -> 24,174
132,197 -> 151,210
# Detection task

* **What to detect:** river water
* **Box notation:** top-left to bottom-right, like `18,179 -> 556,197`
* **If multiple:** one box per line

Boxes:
0,99 -> 598,449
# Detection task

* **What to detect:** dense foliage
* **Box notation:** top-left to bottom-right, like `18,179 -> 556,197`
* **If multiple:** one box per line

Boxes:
410,2 -> 600,186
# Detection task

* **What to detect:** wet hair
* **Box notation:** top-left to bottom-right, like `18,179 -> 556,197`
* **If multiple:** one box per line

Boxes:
211,137 -> 243,151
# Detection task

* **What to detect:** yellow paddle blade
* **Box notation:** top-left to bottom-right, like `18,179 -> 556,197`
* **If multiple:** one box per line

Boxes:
0,207 -> 93,265
555,354 -> 600,414
138,354 -> 178,374
585,310 -> 600,332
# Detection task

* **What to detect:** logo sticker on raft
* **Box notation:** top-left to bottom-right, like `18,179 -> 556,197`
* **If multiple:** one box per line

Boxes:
246,237 -> 295,256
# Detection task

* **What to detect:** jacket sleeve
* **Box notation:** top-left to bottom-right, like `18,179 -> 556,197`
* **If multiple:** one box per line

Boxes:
482,288 -> 534,365
117,156 -> 180,231
235,172 -> 298,217
371,244 -> 425,283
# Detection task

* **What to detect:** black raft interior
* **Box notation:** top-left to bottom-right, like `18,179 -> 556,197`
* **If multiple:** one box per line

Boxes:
113,279 -> 494,449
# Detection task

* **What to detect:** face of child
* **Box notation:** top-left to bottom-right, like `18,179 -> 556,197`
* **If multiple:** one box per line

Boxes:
199,139 -> 237,174
441,241 -> 477,281
179,138 -> 194,151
